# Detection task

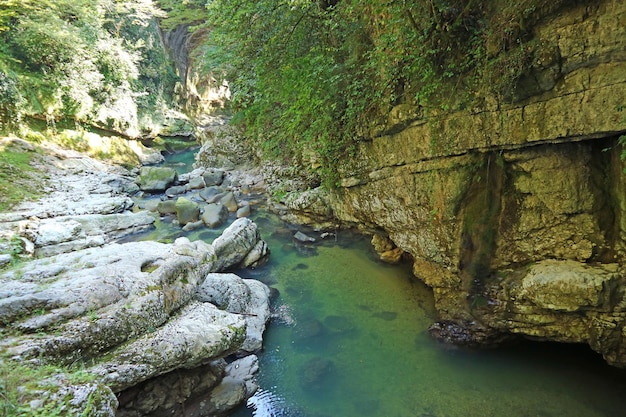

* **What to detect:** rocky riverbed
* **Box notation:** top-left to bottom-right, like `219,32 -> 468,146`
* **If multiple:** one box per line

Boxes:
0,137 -> 272,416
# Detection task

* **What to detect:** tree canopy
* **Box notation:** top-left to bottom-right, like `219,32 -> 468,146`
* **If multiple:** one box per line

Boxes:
193,0 -> 572,186
0,0 -> 177,135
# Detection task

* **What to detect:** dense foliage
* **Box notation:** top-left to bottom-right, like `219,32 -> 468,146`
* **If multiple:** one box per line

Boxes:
196,0 -> 573,186
0,0 -> 178,135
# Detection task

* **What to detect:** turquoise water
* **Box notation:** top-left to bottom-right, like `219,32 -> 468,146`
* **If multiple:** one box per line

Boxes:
137,149 -> 626,417
229,212 -> 626,417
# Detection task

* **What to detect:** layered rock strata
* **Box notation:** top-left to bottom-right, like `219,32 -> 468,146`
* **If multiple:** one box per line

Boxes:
300,0 -> 626,366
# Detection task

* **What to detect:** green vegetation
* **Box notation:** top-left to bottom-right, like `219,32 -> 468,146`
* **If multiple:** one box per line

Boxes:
189,0 -> 577,186
0,0 -> 178,136
0,356 -> 100,417
0,141 -> 41,212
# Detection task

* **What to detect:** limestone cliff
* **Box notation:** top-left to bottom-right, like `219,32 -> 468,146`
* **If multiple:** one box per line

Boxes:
327,0 -> 626,366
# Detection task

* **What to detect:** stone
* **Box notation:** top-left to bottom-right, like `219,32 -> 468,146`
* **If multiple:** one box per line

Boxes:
175,197 -> 200,226
202,355 -> 259,415
515,260 -> 619,312
199,186 -> 225,203
0,254 -> 11,266
90,302 -> 246,392
188,176 -> 206,190
198,273 -> 271,352
203,170 -> 225,186
236,204 -> 251,218
211,218 -> 263,271
157,199 -> 177,215
202,203 -> 229,228
136,167 -> 178,192
293,231 -> 315,243
16,212 -> 155,257
116,361 -> 224,417
242,240 -> 269,268
380,248 -> 403,264
220,191 -> 238,212
165,185 -> 188,197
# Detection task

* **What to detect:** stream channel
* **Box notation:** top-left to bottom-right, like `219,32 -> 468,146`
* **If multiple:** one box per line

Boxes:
132,149 -> 626,417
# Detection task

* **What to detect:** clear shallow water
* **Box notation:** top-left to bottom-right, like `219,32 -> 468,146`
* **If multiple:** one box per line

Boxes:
229,213 -> 626,417
136,149 -> 626,417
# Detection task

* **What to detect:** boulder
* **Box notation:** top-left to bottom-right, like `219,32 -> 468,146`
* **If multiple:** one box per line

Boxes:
136,167 -> 178,192
157,199 -> 177,215
198,273 -> 271,352
188,176 -> 206,190
175,197 -> 200,226
165,185 -> 188,197
242,240 -> 270,268
212,218 -> 265,271
202,203 -> 229,228
203,170 -> 225,186
220,192 -> 238,212
90,302 -> 246,392
199,186 -> 226,203
236,204 -> 251,218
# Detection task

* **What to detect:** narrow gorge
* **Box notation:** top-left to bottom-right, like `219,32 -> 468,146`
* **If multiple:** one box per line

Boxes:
2,0 -> 626,416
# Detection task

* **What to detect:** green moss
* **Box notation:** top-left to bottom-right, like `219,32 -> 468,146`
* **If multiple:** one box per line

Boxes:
0,356 -> 97,417
0,143 -> 42,212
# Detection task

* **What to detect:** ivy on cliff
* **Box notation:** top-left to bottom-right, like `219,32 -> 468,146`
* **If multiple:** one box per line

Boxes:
193,0 -> 581,187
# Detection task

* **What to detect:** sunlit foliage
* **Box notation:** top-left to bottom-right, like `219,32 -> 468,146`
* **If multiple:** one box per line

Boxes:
0,0 -> 177,135
195,0 -> 578,187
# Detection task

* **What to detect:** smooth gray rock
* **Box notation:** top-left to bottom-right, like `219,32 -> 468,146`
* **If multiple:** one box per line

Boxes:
220,192 -> 238,212
212,218 -> 263,271
165,185 -> 188,197
236,204 -> 251,218
198,273 -> 271,352
202,203 -> 229,228
203,170 -> 225,186
175,197 -> 200,226
199,186 -> 225,203
188,176 -> 206,190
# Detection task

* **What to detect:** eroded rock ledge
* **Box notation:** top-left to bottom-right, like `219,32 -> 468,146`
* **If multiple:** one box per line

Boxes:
0,141 -> 271,416
280,0 -> 626,367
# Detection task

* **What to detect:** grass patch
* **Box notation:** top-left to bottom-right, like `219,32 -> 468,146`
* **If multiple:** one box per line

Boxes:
0,355 -> 98,417
0,141 -> 43,212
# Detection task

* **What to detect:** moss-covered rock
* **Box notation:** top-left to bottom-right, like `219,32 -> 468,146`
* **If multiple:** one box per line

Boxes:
137,166 -> 178,192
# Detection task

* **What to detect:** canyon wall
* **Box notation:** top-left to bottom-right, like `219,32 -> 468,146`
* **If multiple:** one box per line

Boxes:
328,0 -> 626,366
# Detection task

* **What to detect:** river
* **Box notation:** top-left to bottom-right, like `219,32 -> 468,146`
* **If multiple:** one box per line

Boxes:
142,150 -> 626,417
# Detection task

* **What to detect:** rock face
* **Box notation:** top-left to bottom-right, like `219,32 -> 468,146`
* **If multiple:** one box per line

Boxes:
1,221 -> 271,416
280,0 -> 626,366
0,142 -> 272,415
